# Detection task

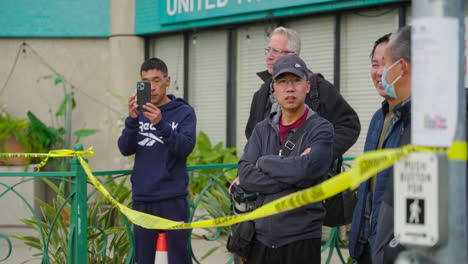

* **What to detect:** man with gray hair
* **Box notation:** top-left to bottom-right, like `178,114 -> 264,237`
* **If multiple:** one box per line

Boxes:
349,33 -> 392,264
372,25 -> 412,264
245,26 -> 360,162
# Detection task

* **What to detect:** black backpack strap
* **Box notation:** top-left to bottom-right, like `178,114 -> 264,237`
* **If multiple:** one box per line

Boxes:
280,114 -> 319,157
309,73 -> 320,112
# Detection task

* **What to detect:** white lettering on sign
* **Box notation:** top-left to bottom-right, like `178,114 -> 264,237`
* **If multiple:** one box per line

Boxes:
399,159 -> 431,194
206,0 -> 215,9
218,0 -> 228,7
167,0 -> 176,15
167,0 -> 230,15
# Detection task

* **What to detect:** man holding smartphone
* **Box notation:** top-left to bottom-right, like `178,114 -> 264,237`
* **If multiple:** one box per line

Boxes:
118,57 -> 197,264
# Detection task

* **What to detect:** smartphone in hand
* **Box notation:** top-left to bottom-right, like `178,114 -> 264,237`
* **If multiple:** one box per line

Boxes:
136,81 -> 151,112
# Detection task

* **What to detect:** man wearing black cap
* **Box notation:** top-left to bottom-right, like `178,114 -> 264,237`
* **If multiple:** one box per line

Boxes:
235,54 -> 334,263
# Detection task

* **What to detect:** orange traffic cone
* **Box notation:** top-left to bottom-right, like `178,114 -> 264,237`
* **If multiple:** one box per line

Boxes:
154,232 -> 168,264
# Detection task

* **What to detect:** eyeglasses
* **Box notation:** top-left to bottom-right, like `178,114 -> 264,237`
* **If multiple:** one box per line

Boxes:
273,77 -> 305,88
264,47 -> 295,56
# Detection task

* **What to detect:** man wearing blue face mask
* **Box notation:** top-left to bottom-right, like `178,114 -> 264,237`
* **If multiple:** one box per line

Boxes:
374,26 -> 412,264
349,27 -> 412,264
381,33 -> 412,102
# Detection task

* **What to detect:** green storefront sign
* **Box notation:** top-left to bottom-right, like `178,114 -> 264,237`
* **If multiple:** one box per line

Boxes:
160,0 -> 336,25
135,0 -> 407,35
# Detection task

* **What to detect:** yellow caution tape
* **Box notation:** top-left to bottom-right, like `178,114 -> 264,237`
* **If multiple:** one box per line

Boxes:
72,144 -> 451,230
0,148 -> 95,159
0,142 -> 466,230
447,141 -> 468,161
0,148 -> 95,170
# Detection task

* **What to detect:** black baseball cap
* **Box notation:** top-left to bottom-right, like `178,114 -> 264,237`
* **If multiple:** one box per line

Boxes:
272,54 -> 308,80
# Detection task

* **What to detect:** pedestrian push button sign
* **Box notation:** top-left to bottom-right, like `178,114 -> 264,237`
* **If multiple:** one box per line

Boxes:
394,152 -> 448,247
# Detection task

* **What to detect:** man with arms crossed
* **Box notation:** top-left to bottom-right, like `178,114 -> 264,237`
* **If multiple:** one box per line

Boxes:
236,54 -> 334,264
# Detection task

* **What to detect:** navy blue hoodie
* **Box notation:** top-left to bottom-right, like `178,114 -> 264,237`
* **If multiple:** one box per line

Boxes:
118,95 -> 197,202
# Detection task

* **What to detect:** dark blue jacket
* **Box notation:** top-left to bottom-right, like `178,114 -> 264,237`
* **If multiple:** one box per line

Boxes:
372,98 -> 411,264
118,95 -> 196,202
373,91 -> 468,263
239,105 -> 334,248
349,101 -> 404,259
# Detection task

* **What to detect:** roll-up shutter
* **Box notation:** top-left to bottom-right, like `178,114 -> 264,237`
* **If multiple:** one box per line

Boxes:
149,34 -> 185,98
406,6 -> 412,24
286,15 -> 335,82
236,24 -> 272,154
189,30 -> 227,145
340,8 -> 399,158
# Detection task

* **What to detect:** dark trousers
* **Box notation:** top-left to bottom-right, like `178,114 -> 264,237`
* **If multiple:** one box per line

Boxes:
356,244 -> 372,264
133,198 -> 190,264
246,238 -> 321,264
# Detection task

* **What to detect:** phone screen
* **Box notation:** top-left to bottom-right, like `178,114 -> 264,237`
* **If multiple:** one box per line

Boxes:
137,82 -> 151,112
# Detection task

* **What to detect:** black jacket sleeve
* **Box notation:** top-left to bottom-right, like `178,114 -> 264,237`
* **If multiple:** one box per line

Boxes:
245,90 -> 261,139
245,83 -> 271,139
313,76 -> 361,159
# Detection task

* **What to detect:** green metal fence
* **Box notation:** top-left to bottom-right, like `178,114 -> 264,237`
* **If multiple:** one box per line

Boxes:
0,145 -> 90,263
0,144 -> 353,263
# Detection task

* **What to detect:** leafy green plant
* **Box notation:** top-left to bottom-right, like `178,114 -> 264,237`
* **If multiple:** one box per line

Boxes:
14,176 -> 134,263
39,75 -> 98,149
0,74 -> 98,161
86,175 -> 134,263
15,179 -> 70,262
0,110 -> 31,152
23,74 -> 99,171
190,184 -> 233,262
187,131 -> 239,197
187,132 -> 239,260
0,109 -> 62,166
26,111 -> 63,153
200,185 -> 232,236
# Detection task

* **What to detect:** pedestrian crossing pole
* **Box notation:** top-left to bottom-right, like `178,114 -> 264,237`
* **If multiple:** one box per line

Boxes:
395,0 -> 467,263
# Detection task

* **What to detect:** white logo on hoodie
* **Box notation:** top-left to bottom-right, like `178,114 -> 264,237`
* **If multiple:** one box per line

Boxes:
138,132 -> 164,146
137,121 -> 178,146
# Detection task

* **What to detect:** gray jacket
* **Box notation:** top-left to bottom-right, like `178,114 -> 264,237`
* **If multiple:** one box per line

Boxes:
239,105 -> 334,248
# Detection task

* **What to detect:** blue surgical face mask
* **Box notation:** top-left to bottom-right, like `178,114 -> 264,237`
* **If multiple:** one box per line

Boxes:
381,60 -> 402,99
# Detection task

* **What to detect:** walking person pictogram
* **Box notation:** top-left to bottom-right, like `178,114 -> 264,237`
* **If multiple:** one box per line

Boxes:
406,198 -> 425,225
409,199 -> 421,224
